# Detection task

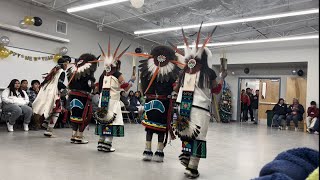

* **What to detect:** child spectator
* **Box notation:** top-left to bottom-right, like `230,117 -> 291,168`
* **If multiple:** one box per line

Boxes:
20,79 -> 28,91
306,101 -> 319,134
27,80 -> 40,106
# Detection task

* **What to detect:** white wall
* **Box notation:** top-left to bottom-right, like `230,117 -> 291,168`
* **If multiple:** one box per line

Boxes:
210,40 -> 319,120
0,0 -> 154,90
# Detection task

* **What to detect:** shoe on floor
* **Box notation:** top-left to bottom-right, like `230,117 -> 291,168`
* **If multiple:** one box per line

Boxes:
23,123 -> 29,132
6,122 -> 14,132
285,126 -> 289,130
278,126 -> 283,130
74,137 -> 89,144
44,131 -> 53,137
102,147 -> 115,152
184,168 -> 200,179
153,151 -> 164,162
295,127 -> 298,131
307,128 -> 311,133
143,150 -> 153,161
314,131 -> 319,135
70,136 -> 76,143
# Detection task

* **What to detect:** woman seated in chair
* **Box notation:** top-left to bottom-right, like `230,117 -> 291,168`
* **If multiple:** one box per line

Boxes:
272,98 -> 287,130
120,91 -> 137,120
1,79 -> 32,132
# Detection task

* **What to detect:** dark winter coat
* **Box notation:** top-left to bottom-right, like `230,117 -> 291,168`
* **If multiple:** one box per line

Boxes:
251,95 -> 259,109
272,104 -> 288,115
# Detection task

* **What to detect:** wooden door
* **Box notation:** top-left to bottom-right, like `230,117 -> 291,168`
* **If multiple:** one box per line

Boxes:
286,77 -> 307,131
258,79 -> 280,120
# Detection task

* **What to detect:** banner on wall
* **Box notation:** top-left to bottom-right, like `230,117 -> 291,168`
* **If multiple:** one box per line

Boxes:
8,50 -> 54,61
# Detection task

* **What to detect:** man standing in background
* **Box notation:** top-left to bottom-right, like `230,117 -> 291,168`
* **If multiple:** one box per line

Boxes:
241,89 -> 250,122
246,88 -> 254,122
252,90 -> 259,124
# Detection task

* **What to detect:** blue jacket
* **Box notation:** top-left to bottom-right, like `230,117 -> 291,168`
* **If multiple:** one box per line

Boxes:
253,147 -> 319,180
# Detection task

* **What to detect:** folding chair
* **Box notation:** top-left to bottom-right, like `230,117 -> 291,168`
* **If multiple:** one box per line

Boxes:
120,101 -> 132,123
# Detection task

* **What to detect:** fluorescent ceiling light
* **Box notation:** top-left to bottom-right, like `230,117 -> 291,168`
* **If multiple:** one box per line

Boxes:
134,9 -> 319,35
67,0 -> 129,13
176,35 -> 319,48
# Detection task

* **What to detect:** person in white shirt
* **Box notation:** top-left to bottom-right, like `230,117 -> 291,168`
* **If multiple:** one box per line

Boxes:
1,79 -> 32,132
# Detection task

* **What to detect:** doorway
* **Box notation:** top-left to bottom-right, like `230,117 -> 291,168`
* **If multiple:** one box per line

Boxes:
238,78 -> 281,122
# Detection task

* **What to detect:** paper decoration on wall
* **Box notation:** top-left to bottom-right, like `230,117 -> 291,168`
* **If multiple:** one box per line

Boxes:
262,82 -> 267,99
4,49 -> 54,61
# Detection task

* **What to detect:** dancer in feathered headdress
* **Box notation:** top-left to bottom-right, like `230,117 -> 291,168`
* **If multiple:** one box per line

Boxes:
128,45 -> 182,162
170,24 -> 227,178
32,57 -> 70,137
94,37 -> 135,152
67,53 -> 98,144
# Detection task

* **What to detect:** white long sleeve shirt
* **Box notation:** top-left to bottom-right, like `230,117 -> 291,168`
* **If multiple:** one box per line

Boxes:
1,88 -> 29,106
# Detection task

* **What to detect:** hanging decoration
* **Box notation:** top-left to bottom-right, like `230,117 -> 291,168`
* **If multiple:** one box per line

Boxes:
53,54 -> 62,62
19,16 -> 43,29
0,47 -> 11,59
59,47 -> 68,55
33,17 -> 43,26
19,20 -> 28,29
0,36 -> 10,47
24,16 -> 35,25
135,47 -> 142,53
130,0 -> 144,8
0,49 -> 54,61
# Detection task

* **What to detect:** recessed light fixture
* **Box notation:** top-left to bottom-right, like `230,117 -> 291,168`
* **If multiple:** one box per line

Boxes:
176,35 -> 319,48
134,9 -> 319,35
67,0 -> 129,13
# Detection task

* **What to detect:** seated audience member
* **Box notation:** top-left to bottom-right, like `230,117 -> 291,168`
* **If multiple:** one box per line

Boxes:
136,91 -> 145,105
27,80 -> 40,106
306,101 -> 319,134
20,79 -> 28,91
132,91 -> 144,117
91,83 -> 100,114
272,98 -> 287,130
128,90 -> 135,101
286,98 -> 305,131
0,79 -> 32,132
120,91 -> 138,120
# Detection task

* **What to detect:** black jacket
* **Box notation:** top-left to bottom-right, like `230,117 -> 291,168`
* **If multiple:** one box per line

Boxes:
287,104 -> 305,116
273,104 -> 288,115
251,95 -> 259,109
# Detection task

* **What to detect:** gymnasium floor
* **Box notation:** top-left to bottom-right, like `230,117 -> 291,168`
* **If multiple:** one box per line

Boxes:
0,123 -> 318,180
